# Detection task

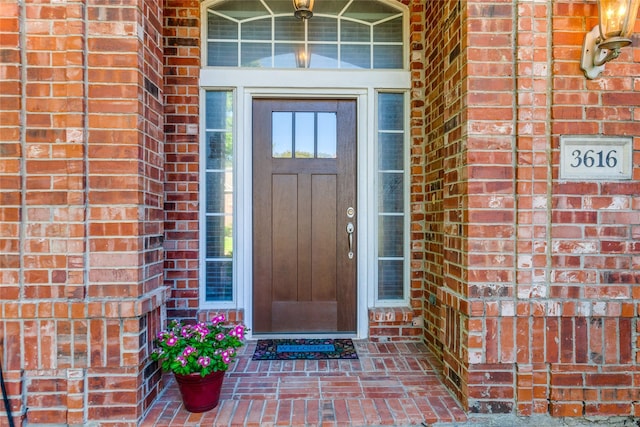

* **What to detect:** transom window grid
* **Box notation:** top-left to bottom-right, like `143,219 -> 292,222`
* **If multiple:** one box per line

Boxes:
205,0 -> 404,69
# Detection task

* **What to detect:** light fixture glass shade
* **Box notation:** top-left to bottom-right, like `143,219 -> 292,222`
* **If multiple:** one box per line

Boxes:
293,0 -> 314,19
582,0 -> 640,78
598,0 -> 640,39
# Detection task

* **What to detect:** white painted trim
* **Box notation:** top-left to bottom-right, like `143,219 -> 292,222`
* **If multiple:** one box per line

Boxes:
200,69 -> 410,91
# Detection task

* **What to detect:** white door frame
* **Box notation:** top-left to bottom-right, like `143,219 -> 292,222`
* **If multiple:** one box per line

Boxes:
199,69 -> 411,339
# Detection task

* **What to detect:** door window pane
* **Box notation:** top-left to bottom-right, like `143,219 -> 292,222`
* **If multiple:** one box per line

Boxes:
272,112 -> 293,158
273,111 -> 336,159
317,113 -> 337,158
295,112 -> 315,158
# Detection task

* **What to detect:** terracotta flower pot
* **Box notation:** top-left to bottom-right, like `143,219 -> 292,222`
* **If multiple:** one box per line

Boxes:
174,370 -> 226,413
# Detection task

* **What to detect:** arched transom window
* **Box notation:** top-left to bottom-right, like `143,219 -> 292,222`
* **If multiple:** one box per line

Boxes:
205,0 -> 405,69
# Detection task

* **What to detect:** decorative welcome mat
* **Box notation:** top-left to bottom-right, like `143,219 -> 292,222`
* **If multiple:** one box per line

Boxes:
252,338 -> 358,360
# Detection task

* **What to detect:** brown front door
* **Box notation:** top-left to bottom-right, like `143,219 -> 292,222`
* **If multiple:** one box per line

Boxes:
253,99 -> 357,334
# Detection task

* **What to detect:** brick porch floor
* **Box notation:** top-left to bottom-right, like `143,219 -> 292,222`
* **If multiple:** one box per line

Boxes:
141,340 -> 468,426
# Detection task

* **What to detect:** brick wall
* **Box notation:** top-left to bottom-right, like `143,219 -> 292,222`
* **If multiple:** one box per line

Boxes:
459,0 -> 639,417
163,0 -> 201,322
0,0 -> 166,424
417,0 -> 469,406
545,1 -> 640,417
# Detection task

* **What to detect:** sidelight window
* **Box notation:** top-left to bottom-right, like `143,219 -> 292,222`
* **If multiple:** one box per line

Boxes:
376,92 -> 406,301
203,91 -> 234,301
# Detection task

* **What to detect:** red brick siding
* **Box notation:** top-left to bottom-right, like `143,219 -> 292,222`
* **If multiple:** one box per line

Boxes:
0,2 -> 23,423
417,0 -> 470,407
459,0 -> 640,417
0,0 -> 166,424
162,0 -> 201,321
544,1 -> 640,418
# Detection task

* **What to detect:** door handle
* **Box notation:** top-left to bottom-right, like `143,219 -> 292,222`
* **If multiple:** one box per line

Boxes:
346,222 -> 354,259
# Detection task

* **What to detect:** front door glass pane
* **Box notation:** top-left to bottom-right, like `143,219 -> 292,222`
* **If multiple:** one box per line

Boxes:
272,111 -> 337,159
294,112 -> 315,158
317,113 -> 337,158
272,112 -> 293,158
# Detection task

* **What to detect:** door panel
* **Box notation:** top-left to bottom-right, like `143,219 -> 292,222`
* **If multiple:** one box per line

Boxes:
253,99 -> 356,334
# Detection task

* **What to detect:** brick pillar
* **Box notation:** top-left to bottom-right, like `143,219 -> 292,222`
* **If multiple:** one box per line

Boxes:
0,0 -> 24,424
0,0 -> 166,424
465,0 -> 520,413
163,0 -> 201,322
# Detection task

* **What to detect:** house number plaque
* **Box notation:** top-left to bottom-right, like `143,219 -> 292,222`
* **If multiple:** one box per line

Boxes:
560,135 -> 632,180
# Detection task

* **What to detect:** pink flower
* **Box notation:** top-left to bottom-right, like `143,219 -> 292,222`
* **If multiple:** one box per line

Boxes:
211,314 -> 225,325
229,325 -> 245,339
166,336 -> 178,346
198,356 -> 211,367
183,346 -> 196,357
216,333 -> 225,341
176,356 -> 187,366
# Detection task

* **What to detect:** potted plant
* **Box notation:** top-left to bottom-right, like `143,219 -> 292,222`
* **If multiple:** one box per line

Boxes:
151,314 -> 246,412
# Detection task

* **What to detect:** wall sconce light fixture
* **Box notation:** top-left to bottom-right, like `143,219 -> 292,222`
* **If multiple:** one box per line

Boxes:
293,0 -> 314,20
581,0 -> 640,79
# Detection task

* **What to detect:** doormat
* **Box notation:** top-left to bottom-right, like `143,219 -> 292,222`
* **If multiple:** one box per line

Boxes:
252,339 -> 358,360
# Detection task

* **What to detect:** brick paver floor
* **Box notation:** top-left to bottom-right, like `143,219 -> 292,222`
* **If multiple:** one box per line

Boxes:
141,340 -> 468,426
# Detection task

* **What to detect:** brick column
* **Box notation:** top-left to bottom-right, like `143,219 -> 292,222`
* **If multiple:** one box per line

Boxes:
0,0 -> 166,424
163,0 -> 201,321
0,1 -> 24,425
